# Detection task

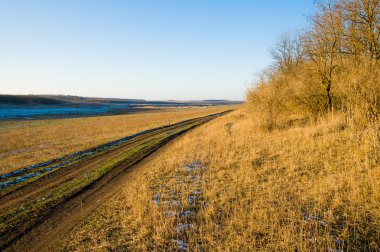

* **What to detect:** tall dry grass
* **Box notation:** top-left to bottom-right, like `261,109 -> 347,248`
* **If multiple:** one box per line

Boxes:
0,106 -> 235,174
64,108 -> 379,251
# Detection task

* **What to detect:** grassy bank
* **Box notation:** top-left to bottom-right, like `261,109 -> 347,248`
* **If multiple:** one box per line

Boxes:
64,108 -> 379,251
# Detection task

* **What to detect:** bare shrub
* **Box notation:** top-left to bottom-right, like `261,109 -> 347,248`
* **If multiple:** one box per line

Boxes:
336,61 -> 380,127
247,72 -> 291,131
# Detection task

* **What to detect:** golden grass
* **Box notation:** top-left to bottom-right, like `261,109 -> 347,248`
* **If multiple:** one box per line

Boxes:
0,106 -> 237,174
64,107 -> 379,251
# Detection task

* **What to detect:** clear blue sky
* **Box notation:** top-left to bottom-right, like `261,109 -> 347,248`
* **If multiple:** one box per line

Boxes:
0,0 -> 314,101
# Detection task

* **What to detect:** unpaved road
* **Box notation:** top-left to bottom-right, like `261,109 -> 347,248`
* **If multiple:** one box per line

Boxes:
0,111 -> 230,251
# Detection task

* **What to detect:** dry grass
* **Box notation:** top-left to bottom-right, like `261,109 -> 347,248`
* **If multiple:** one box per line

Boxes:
0,106 -> 236,174
64,107 -> 379,251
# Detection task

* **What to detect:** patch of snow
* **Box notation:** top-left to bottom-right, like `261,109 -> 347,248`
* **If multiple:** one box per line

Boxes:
181,210 -> 193,217
172,239 -> 188,250
188,195 -> 196,204
177,223 -> 194,232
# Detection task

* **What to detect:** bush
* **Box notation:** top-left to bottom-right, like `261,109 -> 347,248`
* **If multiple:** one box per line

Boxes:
247,73 -> 291,131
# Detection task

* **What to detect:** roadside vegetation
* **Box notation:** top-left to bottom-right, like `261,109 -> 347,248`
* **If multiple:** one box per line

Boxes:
0,106 -> 234,174
63,0 -> 379,251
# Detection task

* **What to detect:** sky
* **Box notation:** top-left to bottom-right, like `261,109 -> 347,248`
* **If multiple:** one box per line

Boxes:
0,0 -> 315,101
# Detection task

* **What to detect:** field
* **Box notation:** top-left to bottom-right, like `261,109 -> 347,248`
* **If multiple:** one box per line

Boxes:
62,107 -> 379,251
0,106 -> 235,174
0,108 -> 234,250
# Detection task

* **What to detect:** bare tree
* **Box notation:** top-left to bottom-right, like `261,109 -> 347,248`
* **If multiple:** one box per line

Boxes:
302,0 -> 344,112
270,33 -> 304,76
339,0 -> 380,60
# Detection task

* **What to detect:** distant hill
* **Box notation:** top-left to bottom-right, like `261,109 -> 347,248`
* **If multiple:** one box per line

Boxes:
0,95 -> 67,105
0,94 -> 242,106
37,95 -> 146,104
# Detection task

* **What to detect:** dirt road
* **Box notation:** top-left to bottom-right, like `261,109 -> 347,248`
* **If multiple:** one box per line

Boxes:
0,111 -> 230,251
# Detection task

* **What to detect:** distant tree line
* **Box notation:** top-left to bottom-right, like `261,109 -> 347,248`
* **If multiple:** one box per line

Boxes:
0,95 -> 66,105
247,0 -> 380,130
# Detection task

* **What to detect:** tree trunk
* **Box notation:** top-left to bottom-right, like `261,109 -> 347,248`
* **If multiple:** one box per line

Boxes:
326,79 -> 333,112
